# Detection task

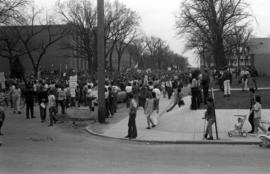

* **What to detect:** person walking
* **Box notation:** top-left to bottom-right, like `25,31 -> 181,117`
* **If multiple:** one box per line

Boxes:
48,90 -> 57,127
144,91 -> 155,129
248,88 -> 256,133
24,86 -> 35,119
57,86 -> 66,115
252,95 -> 267,135
204,97 -> 215,140
152,85 -> 161,113
38,85 -> 48,123
125,94 -> 138,139
125,83 -> 133,108
190,72 -> 199,110
223,68 -> 231,97
13,85 -> 22,114
202,70 -> 210,104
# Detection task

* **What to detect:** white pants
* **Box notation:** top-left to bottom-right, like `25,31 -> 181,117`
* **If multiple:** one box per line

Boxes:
224,80 -> 231,96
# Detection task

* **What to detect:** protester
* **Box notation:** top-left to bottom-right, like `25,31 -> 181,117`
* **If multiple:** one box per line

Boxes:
48,90 -> 58,126
125,82 -> 133,108
13,85 -> 22,114
152,85 -> 161,113
125,93 -> 138,139
190,72 -> 199,110
203,97 -> 215,140
253,95 -> 267,134
24,85 -> 35,119
144,90 -> 155,129
248,88 -> 256,133
201,70 -> 210,104
38,84 -> 48,123
86,85 -> 94,112
223,68 -> 231,97
57,86 -> 66,115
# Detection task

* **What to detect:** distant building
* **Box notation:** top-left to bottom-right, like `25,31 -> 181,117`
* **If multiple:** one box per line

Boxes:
200,38 -> 270,76
0,24 -> 135,75
248,38 -> 270,76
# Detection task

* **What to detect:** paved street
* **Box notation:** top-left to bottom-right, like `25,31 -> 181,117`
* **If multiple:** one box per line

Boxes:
1,108 -> 270,174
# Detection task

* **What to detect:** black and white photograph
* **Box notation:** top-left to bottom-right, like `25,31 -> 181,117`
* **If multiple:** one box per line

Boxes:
0,0 -> 270,173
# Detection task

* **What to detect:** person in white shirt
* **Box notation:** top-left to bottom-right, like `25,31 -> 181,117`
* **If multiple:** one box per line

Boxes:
48,90 -> 57,126
253,95 -> 267,134
152,86 -> 161,113
86,85 -> 94,111
13,85 -> 22,114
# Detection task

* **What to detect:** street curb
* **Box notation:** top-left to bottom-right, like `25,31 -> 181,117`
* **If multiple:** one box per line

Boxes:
85,126 -> 260,145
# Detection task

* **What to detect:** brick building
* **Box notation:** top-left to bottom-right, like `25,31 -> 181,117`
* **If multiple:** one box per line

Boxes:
0,24 -> 134,75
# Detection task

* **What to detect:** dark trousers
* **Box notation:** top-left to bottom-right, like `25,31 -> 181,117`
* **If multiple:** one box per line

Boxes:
0,121 -> 3,134
112,97 -> 118,113
49,107 -> 57,126
39,106 -> 46,121
248,111 -> 255,132
26,101 -> 34,118
87,97 -> 94,111
167,87 -> 173,99
58,100 -> 66,114
126,93 -> 132,108
203,86 -> 209,104
128,113 -> 137,138
191,88 -> 199,110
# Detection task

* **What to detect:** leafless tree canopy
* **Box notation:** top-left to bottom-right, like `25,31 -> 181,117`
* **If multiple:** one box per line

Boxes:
176,0 -> 253,68
0,0 -> 28,25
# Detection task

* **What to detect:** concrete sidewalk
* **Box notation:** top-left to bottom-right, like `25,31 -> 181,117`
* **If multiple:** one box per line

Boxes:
87,95 -> 270,144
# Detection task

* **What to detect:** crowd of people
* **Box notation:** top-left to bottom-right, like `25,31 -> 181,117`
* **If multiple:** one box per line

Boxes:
0,65 -> 268,140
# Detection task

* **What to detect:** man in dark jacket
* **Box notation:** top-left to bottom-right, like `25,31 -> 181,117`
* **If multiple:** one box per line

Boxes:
38,85 -> 48,123
202,70 -> 210,104
24,86 -> 36,119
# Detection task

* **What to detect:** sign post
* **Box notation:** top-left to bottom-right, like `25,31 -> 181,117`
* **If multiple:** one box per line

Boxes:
97,0 -> 106,123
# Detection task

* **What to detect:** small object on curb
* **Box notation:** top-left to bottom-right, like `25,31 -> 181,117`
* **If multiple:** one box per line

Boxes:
258,135 -> 270,148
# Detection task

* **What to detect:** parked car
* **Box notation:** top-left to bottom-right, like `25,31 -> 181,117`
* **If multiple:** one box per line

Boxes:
91,86 -> 127,105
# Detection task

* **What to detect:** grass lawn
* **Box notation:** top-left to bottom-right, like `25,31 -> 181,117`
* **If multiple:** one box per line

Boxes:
201,89 -> 270,109
213,76 -> 270,89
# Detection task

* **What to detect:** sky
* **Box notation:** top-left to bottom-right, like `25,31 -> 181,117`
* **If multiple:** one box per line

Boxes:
34,0 -> 270,67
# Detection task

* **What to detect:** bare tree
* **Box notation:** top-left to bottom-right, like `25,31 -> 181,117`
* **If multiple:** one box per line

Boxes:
176,0 -> 252,68
128,36 -> 148,69
145,36 -> 169,69
0,26 -> 25,74
104,0 -> 140,72
14,7 -> 67,77
57,0 -> 97,73
0,0 -> 28,25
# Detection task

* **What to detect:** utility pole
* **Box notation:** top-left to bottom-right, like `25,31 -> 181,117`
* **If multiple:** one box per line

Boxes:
97,0 -> 105,123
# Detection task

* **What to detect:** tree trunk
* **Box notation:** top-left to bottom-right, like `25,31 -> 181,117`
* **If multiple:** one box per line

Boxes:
214,36 -> 227,68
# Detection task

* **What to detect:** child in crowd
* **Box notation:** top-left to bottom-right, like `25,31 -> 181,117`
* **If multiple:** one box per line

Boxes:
235,117 -> 245,131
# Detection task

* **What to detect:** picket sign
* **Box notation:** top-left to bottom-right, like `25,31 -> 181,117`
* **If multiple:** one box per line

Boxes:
69,75 -> 77,98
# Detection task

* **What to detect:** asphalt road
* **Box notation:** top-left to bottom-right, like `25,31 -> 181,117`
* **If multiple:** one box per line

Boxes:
0,110 -> 269,174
